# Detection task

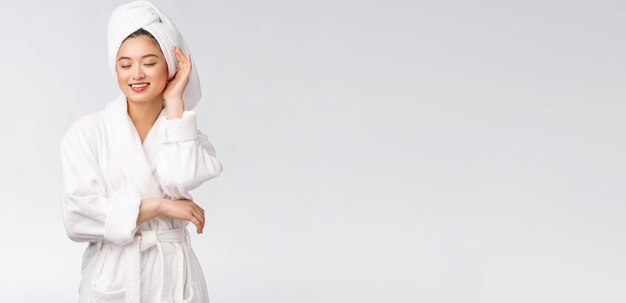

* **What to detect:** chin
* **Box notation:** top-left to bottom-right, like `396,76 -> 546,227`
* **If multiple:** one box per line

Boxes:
125,91 -> 156,103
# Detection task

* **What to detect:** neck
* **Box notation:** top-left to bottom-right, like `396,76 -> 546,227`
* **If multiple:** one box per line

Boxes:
126,97 -> 164,127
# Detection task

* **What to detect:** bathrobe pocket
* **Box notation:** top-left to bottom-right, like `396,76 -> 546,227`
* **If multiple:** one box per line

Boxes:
90,245 -> 127,302
183,282 -> 195,302
91,281 -> 125,302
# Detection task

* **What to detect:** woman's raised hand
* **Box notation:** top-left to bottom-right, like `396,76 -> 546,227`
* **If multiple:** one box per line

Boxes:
160,198 -> 205,234
163,45 -> 192,107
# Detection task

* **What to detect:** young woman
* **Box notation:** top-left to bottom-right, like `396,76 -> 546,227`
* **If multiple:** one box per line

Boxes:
60,1 -> 222,302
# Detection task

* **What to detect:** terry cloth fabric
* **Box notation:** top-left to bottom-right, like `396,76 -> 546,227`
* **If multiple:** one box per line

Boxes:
107,0 -> 202,110
60,92 -> 223,302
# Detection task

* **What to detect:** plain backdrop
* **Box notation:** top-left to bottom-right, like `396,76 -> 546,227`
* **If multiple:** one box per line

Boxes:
0,0 -> 625,302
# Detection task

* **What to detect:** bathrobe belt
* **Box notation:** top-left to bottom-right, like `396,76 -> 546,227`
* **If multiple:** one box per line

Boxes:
123,227 -> 192,302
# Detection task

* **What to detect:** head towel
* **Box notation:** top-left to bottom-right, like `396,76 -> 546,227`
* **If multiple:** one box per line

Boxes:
107,0 -> 202,110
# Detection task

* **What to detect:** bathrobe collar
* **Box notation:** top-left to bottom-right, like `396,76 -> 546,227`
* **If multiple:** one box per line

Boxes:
104,93 -> 165,199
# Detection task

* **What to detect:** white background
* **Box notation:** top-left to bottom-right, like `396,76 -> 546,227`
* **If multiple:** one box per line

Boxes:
0,0 -> 625,302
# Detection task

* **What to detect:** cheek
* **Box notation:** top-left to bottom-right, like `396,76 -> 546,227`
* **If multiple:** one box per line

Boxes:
150,68 -> 169,86
116,70 -> 129,84
158,63 -> 169,80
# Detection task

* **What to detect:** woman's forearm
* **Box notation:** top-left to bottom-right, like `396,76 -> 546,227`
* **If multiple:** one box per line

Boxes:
136,198 -> 163,225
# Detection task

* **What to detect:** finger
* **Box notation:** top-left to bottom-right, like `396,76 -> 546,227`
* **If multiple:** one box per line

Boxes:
173,46 -> 185,68
196,204 -> 204,221
187,210 -> 201,227
197,208 -> 205,232
176,47 -> 188,67
178,53 -> 188,72
190,208 -> 204,233
196,207 -> 205,230
191,207 -> 204,225
191,217 -> 201,234
173,46 -> 181,61
174,45 -> 183,56
195,206 -> 205,230
177,47 -> 189,67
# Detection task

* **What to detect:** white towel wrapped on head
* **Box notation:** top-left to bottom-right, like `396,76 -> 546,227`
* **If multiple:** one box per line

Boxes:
107,0 -> 202,110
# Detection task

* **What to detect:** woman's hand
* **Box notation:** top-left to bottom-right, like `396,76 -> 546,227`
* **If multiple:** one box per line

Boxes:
160,198 -> 205,234
163,45 -> 192,112
137,198 -> 164,226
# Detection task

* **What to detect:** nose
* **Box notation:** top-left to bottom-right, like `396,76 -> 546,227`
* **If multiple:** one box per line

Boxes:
132,66 -> 145,80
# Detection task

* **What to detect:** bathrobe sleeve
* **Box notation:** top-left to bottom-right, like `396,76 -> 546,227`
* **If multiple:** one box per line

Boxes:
60,118 -> 141,246
156,110 -> 223,199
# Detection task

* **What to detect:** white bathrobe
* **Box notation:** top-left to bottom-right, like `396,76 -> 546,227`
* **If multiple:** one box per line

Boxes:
60,93 -> 223,303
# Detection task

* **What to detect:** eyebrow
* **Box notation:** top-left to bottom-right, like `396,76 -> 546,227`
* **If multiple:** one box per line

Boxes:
117,54 -> 159,61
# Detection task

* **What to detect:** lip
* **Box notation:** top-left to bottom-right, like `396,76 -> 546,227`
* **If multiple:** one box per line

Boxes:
129,82 -> 149,92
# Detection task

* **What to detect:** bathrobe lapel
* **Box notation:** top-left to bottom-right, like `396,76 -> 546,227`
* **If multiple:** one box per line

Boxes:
104,94 -> 168,302
104,93 -> 163,199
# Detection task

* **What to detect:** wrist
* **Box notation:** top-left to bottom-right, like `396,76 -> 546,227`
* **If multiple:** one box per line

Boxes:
155,198 -> 166,216
165,100 -> 184,119
164,97 -> 183,107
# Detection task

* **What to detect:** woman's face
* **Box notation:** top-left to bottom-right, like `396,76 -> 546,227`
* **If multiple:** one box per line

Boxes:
116,35 -> 169,105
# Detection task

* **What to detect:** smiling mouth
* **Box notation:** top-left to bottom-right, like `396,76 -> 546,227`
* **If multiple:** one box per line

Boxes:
130,83 -> 149,92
